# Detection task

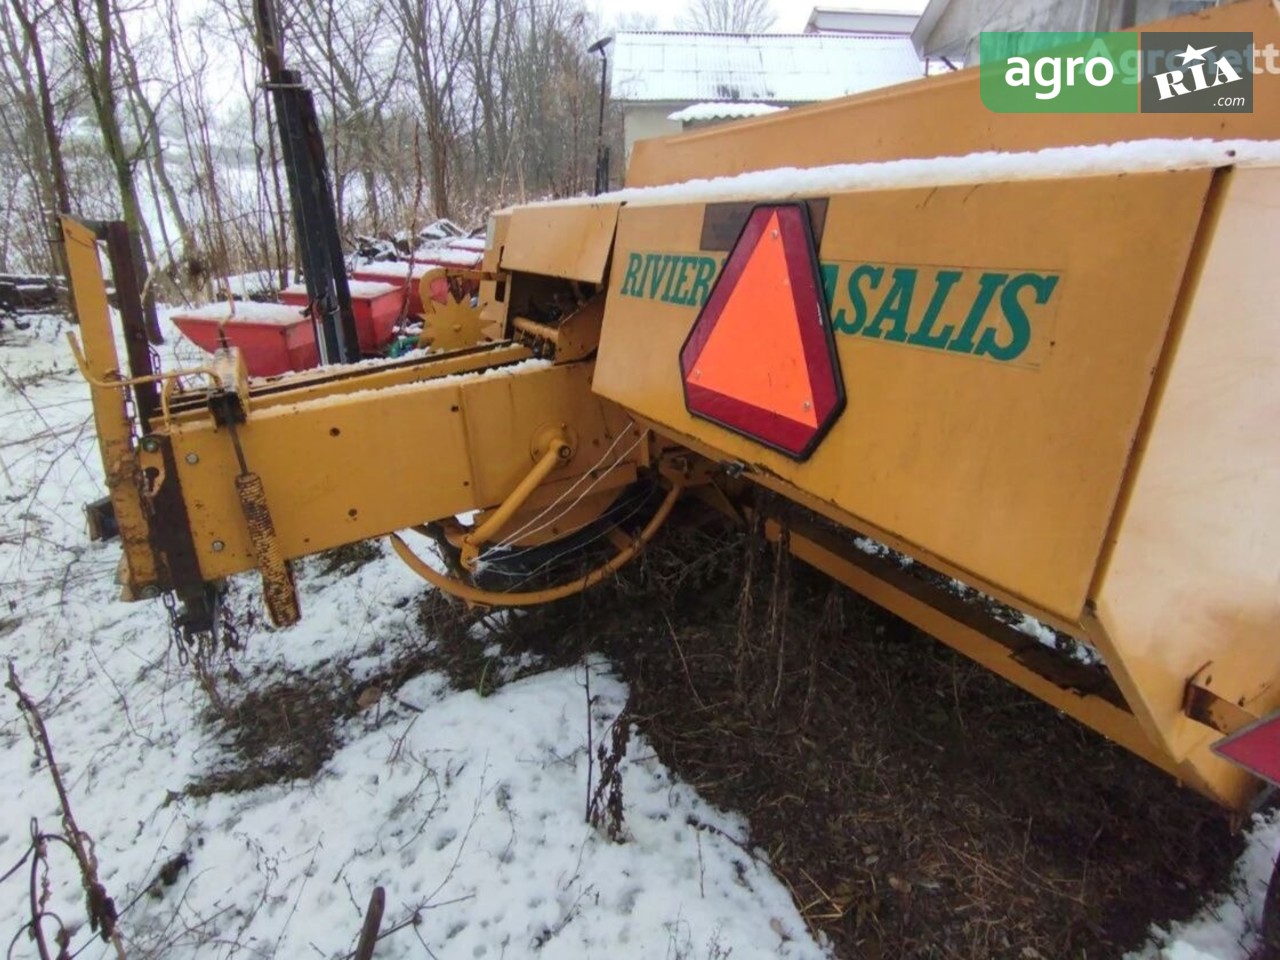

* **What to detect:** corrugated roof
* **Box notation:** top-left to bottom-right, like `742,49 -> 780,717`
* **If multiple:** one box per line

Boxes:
609,31 -> 924,104
667,102 -> 786,122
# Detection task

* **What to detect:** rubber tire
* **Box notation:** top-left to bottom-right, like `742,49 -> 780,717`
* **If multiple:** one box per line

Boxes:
467,479 -> 664,593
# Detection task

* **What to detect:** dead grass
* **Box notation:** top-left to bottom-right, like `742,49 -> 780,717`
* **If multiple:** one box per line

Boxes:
186,548 -> 563,798
187,673 -> 351,797
488,511 -> 1242,960
183,519 -> 1245,958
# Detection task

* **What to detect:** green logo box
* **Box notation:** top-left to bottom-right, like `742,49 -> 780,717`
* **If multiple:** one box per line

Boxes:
979,32 -> 1141,113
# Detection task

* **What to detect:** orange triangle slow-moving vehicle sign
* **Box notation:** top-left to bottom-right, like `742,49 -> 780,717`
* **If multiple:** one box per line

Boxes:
680,204 -> 845,460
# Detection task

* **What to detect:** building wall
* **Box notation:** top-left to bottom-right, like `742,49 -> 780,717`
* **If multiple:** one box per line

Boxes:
805,9 -> 920,34
926,0 -> 1104,62
622,104 -> 684,167
922,0 -> 1217,62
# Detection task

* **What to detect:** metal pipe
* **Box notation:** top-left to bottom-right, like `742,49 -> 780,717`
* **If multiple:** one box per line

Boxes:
461,437 -> 571,568
390,479 -> 683,607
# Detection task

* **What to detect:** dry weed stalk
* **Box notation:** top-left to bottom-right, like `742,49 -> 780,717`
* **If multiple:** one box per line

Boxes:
732,507 -> 798,720
6,661 -> 127,959
588,702 -> 632,842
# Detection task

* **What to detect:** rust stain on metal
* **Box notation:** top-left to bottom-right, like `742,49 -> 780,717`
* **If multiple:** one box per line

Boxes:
1184,665 -> 1257,736
235,472 -> 300,627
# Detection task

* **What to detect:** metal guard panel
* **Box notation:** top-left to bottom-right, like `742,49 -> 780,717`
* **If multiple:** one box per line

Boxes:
501,202 -> 621,284
594,169 -> 1213,622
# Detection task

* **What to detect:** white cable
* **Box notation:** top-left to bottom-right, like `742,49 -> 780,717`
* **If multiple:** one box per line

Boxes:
481,477 -> 649,570
489,430 -> 647,554
490,484 -> 663,593
477,428 -> 646,566
476,420 -> 640,560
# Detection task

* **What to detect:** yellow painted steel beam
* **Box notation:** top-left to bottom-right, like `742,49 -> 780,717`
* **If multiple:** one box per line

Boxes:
765,516 -> 1178,781
60,217 -> 162,596
149,359 -> 637,588
165,341 -> 534,421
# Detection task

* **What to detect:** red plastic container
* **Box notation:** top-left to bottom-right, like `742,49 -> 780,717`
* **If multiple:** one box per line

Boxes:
280,280 -> 401,353
351,249 -> 484,316
171,302 -> 317,377
348,263 -> 434,316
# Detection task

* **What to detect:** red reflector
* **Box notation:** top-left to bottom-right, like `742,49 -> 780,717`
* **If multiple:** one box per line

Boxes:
679,203 -> 844,461
1212,710 -> 1280,789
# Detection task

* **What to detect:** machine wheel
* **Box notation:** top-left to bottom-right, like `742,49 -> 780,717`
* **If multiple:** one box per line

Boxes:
466,479 -> 666,592
415,479 -> 667,596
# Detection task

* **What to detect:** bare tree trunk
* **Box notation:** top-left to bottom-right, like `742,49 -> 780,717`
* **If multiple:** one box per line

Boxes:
4,0 -> 75,308
390,0 -> 482,222
114,7 -> 198,287
6,0 -> 70,216
67,0 -> 162,341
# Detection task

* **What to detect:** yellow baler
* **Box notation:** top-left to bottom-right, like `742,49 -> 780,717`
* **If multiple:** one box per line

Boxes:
64,0 -> 1280,926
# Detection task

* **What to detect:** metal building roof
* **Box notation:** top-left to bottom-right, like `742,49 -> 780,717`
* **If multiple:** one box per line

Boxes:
667,102 -> 787,122
609,31 -> 924,104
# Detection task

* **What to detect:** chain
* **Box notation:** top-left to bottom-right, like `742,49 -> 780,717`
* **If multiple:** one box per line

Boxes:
161,589 -> 188,666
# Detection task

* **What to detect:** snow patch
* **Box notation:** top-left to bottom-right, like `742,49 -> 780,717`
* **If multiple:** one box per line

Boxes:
526,138 -> 1280,210
175,300 -> 307,324
669,102 -> 787,123
281,279 -> 400,299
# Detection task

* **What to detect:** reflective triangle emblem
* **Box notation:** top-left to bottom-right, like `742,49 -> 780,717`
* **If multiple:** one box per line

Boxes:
680,204 -> 845,461
1212,709 -> 1280,790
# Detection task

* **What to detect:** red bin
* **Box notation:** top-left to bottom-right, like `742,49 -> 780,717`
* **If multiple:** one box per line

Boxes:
280,280 -> 402,353
171,301 -> 317,377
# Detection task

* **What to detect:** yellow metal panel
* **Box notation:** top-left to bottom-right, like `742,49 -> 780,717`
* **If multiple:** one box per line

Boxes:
501,203 -> 620,283
1093,166 -> 1280,778
625,0 -> 1280,188
594,171 -> 1211,620
480,213 -> 511,334
166,360 -> 634,582
461,361 -> 636,506
172,378 -> 474,578
60,217 -> 161,592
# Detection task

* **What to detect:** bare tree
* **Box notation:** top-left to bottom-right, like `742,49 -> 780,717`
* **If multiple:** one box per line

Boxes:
387,0 -> 485,220
66,0 -> 164,339
678,0 -> 776,33
0,0 -> 75,284
615,12 -> 659,30
112,3 -> 201,292
291,0 -> 401,236
0,0 -> 625,296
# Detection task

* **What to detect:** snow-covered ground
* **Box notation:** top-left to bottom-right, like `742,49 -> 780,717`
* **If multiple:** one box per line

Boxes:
0,315 -> 825,959
0,312 -> 1276,959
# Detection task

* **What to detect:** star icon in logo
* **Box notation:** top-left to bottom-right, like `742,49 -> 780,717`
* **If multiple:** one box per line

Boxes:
1177,42 -> 1216,63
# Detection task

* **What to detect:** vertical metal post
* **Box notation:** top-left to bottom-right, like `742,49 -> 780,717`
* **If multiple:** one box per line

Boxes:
589,36 -> 613,196
102,222 -> 159,427
253,0 -> 360,365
